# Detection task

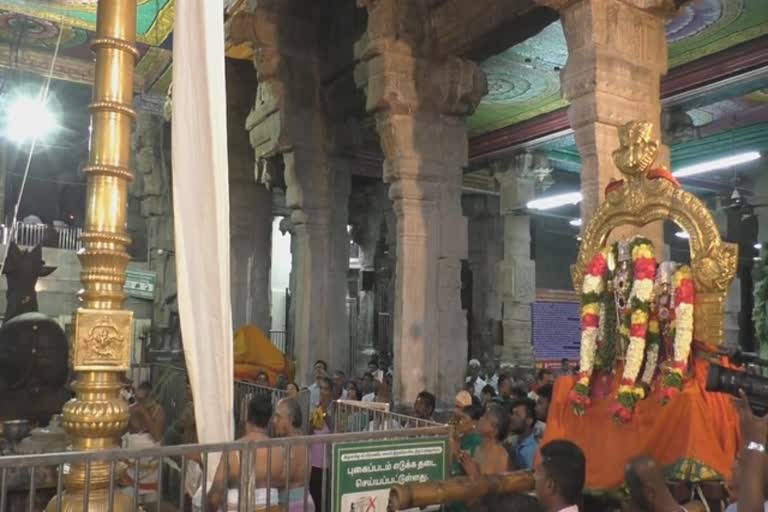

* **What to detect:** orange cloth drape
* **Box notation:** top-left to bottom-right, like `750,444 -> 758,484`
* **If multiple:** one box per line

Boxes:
541,354 -> 739,490
233,325 -> 295,385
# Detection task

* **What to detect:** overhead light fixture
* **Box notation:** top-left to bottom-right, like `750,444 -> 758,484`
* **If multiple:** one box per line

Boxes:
675,231 -> 690,239
673,151 -> 761,178
756,243 -> 763,250
4,95 -> 58,145
569,218 -> 582,227
527,191 -> 582,211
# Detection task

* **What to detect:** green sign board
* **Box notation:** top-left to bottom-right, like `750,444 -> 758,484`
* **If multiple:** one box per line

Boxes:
332,437 -> 448,512
124,269 -> 156,300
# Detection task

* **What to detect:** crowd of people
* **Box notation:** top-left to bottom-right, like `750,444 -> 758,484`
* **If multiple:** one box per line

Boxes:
118,352 -> 768,512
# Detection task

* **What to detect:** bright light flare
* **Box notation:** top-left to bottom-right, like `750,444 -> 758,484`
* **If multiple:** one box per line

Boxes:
527,191 -> 582,211
569,218 -> 582,227
4,96 -> 58,145
673,152 -> 761,178
675,231 -> 690,240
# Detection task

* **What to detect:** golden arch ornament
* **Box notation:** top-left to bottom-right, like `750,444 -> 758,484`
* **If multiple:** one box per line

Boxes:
571,120 -> 738,346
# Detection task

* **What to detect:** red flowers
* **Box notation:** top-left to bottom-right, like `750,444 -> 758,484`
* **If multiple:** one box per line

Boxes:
633,257 -> 657,280
662,386 -> 679,403
582,313 -> 600,329
611,403 -> 633,423
569,389 -> 591,406
630,324 -> 647,338
587,252 -> 608,277
670,360 -> 687,371
676,279 -> 695,304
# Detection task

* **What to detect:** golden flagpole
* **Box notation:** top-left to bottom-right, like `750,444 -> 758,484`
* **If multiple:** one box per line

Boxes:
48,0 -> 137,509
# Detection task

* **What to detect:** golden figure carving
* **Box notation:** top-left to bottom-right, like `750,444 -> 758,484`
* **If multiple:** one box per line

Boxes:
572,120 -> 737,345
71,309 -> 133,370
47,0 -> 137,510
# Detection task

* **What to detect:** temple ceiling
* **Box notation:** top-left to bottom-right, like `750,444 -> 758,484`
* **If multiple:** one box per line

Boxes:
0,0 -> 765,179
0,0 -> 173,98
468,0 -> 768,137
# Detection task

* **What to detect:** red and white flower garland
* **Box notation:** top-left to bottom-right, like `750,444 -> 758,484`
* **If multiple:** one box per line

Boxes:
613,237 -> 656,423
569,246 -> 613,415
569,239 -> 694,420
661,265 -> 695,401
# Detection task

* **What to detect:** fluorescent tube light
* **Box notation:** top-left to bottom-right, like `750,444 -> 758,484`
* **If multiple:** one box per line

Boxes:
673,152 -> 761,178
527,192 -> 582,211
569,218 -> 582,227
675,231 -> 690,239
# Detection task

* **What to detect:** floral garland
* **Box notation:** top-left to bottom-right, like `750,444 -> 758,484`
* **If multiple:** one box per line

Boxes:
640,314 -> 661,387
613,237 -> 656,423
570,246 -> 614,415
661,265 -> 695,402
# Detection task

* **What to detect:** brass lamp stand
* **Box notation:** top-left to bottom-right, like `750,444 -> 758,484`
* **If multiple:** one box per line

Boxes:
48,0 -> 138,510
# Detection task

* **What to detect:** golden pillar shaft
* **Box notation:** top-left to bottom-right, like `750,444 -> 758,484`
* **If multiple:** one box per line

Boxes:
48,0 -> 137,510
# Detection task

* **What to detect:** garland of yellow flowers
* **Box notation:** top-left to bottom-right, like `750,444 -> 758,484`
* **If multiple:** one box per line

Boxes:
569,246 -> 614,415
613,237 -> 656,423
661,265 -> 695,402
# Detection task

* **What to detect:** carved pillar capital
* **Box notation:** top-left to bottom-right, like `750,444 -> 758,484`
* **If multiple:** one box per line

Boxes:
462,194 -> 500,219
362,51 -> 487,117
357,0 -> 486,116
537,0 -> 677,17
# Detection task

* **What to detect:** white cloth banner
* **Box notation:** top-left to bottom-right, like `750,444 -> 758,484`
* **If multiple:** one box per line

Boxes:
171,0 -> 234,481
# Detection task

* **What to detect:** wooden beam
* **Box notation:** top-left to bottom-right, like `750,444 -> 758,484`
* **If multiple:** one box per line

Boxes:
469,107 -> 570,159
662,34 -> 768,98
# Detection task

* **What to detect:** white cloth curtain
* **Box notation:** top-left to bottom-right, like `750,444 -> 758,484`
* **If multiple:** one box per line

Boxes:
171,0 -> 234,481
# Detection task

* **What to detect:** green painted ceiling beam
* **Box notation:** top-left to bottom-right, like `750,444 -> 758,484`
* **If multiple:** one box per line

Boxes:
544,122 -> 768,173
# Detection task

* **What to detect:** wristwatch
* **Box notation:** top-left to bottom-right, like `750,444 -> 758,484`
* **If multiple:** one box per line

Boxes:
747,441 -> 766,453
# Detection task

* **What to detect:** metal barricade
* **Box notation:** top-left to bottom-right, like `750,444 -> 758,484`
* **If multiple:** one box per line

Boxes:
127,365 -> 314,437
234,381 -> 311,435
333,400 -> 443,434
267,331 -> 286,353
0,427 -> 448,512
10,222 -> 83,251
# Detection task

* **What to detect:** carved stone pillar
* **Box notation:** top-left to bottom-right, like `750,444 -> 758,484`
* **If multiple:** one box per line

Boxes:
540,0 -> 674,246
357,0 -> 487,402
350,183 -> 389,374
494,155 -> 536,366
282,149 -> 351,381
233,4 -> 352,382
227,60 -> 272,333
132,113 -> 177,340
327,158 -> 352,374
463,194 -> 503,361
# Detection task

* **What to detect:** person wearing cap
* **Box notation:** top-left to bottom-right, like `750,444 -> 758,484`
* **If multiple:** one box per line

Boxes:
466,359 -> 486,400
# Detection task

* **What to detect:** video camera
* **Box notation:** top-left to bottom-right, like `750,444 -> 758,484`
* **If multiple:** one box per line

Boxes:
706,350 -> 768,415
